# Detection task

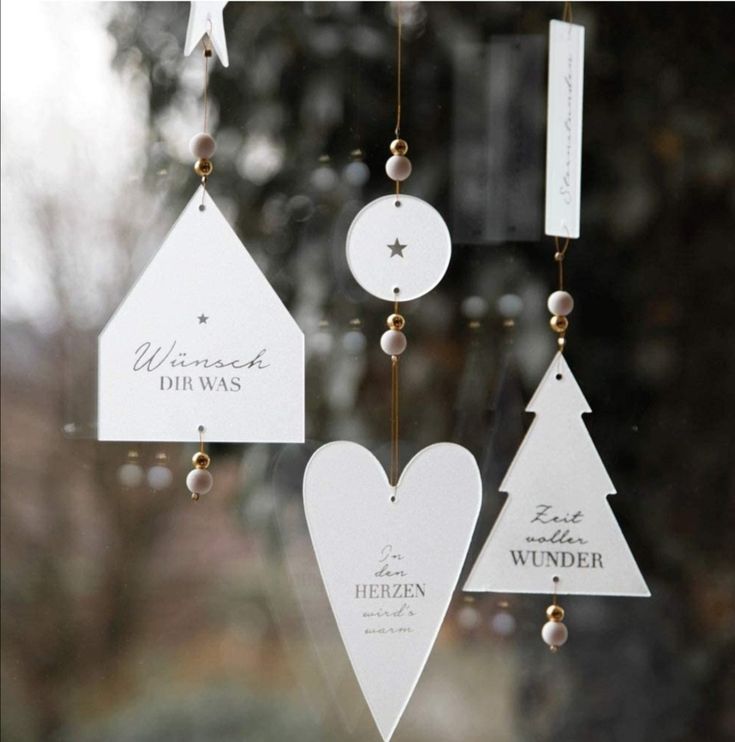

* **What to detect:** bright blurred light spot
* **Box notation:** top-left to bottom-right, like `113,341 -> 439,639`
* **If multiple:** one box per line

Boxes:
496,293 -> 524,319
490,610 -> 517,636
1,2 -> 150,330
236,133 -> 285,185
311,330 -> 334,356
117,462 -> 145,488
342,330 -> 367,355
343,160 -> 370,187
147,464 -> 173,491
461,295 -> 489,320
311,164 -> 339,192
456,605 -> 481,631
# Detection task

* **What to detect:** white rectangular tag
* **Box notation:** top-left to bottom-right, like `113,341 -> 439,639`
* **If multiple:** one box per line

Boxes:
545,20 -> 585,239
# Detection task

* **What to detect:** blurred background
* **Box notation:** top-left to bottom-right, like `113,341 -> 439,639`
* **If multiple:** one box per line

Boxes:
1,2 -> 734,741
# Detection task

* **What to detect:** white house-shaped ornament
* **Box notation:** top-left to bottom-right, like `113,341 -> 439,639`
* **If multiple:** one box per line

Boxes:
98,187 -> 304,443
464,352 -> 649,597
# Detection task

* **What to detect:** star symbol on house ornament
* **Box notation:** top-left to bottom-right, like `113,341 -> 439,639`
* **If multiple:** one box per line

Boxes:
184,2 -> 229,67
197,314 -> 209,324
387,238 -> 407,258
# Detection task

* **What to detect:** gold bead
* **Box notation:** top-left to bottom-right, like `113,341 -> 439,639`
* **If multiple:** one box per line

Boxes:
194,158 -> 213,177
386,313 -> 406,331
191,492 -> 200,501
192,451 -> 210,469
550,315 -> 569,333
554,251 -> 564,262
546,604 -> 565,622
557,336 -> 566,350
390,138 -> 408,156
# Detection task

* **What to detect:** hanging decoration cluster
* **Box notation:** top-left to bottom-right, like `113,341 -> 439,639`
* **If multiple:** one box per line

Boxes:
463,2 -> 649,649
97,1 -> 650,738
304,9 -> 480,740
98,1 -> 304,499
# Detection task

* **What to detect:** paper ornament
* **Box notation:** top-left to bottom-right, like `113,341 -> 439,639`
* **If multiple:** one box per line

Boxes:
184,1 -> 229,67
346,194 -> 452,302
304,442 -> 481,741
464,352 -> 649,597
98,187 -> 304,443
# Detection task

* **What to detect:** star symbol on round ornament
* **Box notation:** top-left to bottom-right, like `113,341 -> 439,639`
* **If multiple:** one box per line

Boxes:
197,314 -> 209,324
388,238 -> 407,258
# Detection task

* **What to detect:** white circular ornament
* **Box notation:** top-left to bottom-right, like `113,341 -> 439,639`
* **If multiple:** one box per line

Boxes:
346,194 -> 452,302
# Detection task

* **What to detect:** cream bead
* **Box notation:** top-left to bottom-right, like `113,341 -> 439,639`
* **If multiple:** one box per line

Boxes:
541,620 -> 568,648
189,132 -> 216,160
547,290 -> 574,316
385,155 -> 412,182
380,329 -> 407,356
186,468 -> 213,495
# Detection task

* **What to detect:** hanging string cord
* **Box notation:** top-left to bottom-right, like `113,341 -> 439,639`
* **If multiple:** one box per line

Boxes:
390,353 -> 400,487
563,0 -> 573,23
200,24 -> 213,205
394,5 -> 403,197
390,297 -> 401,487
554,236 -> 571,290
553,237 -> 571,354
203,37 -> 210,132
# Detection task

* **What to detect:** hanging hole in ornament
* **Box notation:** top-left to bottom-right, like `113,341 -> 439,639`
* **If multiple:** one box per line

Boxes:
553,575 -> 560,584
390,495 -> 396,502
555,373 -> 563,381
198,204 -> 206,212
394,199 -> 402,208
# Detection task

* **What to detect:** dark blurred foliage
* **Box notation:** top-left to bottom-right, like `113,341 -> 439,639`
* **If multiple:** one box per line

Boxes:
2,3 -> 734,742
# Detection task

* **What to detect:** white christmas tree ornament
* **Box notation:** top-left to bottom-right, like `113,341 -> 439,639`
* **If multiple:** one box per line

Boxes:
464,352 -> 649,598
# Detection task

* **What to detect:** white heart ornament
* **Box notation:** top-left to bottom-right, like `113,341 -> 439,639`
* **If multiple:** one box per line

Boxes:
303,441 -> 481,741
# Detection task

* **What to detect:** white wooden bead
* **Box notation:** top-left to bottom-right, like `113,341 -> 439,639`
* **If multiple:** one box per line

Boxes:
541,620 -> 568,648
189,132 -> 216,160
186,468 -> 213,495
547,290 -> 574,316
380,330 -> 407,356
385,155 -> 412,182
